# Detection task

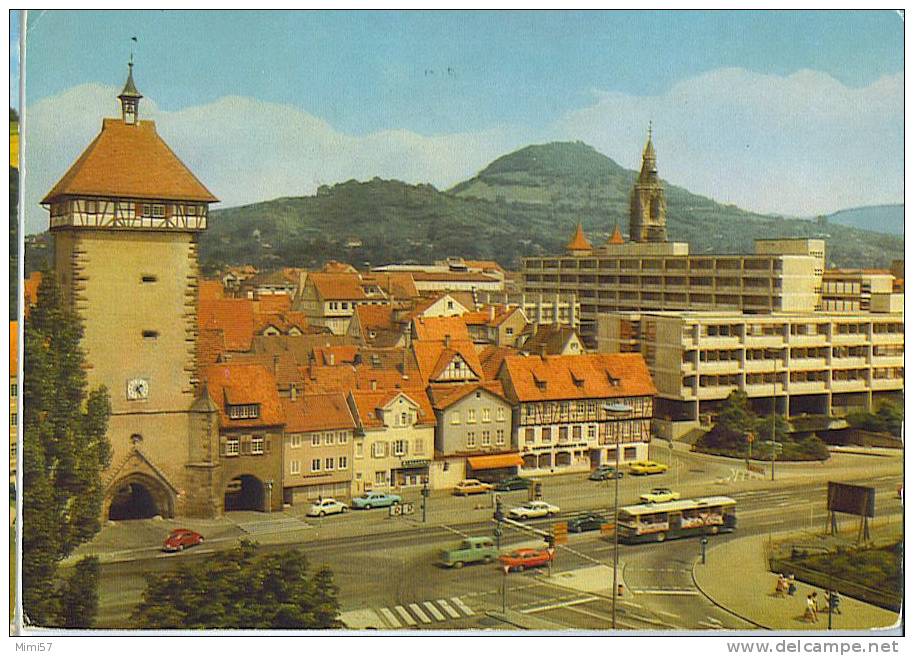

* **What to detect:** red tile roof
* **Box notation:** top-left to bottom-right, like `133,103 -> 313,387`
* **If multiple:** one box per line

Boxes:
411,316 -> 472,342
307,272 -> 370,301
348,390 -> 436,429
282,393 -> 355,433
43,119 -> 218,203
428,381 -> 507,410
254,311 -> 308,336
255,294 -> 292,314
413,340 -> 484,383
501,353 -> 656,402
198,298 -> 255,351
608,224 -> 625,245
201,362 -> 284,428
10,321 -> 18,377
566,223 -> 592,251
479,345 -> 519,380
196,327 -> 226,368
198,279 -> 224,301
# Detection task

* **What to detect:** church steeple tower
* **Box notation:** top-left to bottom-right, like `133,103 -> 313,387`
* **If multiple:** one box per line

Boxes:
118,60 -> 142,125
629,123 -> 667,243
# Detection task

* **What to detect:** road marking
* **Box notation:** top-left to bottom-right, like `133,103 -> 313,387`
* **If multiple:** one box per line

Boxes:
775,501 -> 793,507
705,616 -> 723,625
379,607 -> 401,628
437,598 -> 461,619
408,603 -> 431,624
638,567 -> 691,573
654,609 -> 682,620
631,613 -> 670,626
394,605 -> 416,626
439,524 -> 472,538
630,589 -> 700,595
520,595 -> 599,614
451,596 -> 475,616
422,601 -> 446,622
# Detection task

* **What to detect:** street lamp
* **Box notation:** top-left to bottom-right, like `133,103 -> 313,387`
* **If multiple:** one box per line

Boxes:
603,401 -> 632,631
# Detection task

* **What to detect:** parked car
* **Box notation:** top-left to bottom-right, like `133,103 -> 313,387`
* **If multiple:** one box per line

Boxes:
499,548 -> 554,572
439,537 -> 498,568
306,497 -> 349,517
492,476 -> 533,492
453,479 -> 495,496
589,466 -> 623,481
629,460 -> 669,475
162,528 -> 204,552
351,491 -> 402,509
567,513 -> 607,533
640,487 -> 681,503
507,500 -> 560,520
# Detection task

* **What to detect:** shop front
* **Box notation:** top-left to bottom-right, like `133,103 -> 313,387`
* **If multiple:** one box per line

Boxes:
393,458 -> 431,487
466,453 -> 523,483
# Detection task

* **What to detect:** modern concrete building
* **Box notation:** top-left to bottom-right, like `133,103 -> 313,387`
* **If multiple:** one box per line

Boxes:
597,311 -> 904,439
820,269 -> 898,312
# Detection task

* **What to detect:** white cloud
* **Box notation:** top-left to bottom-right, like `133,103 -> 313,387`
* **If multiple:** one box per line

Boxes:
22,84 -> 519,234
551,67 -> 903,217
22,67 -> 902,233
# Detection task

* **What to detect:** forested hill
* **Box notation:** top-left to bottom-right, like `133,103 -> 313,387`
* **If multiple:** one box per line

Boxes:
118,141 -> 909,272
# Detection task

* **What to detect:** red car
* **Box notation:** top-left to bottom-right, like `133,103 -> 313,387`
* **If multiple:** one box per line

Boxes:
163,528 -> 204,552
498,548 -> 554,572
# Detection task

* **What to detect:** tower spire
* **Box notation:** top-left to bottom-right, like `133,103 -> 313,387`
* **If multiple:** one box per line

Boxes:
118,57 -> 142,125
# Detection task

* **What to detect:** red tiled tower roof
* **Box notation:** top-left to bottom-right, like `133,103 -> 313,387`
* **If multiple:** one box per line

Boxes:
565,223 -> 592,252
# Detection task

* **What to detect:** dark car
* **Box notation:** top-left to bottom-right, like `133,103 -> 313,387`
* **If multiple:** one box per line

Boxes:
567,513 -> 607,533
493,476 -> 533,492
589,466 -> 623,481
162,528 -> 204,552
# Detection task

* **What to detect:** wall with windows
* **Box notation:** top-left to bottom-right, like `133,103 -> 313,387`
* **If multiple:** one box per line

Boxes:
283,428 -> 354,504
435,389 -> 513,456
219,427 -> 284,511
351,420 -> 435,494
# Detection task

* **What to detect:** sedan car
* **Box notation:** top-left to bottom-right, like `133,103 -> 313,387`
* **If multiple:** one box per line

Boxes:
499,548 -> 554,572
350,491 -> 402,510
162,528 -> 204,552
306,497 -> 349,517
629,460 -> 669,476
640,487 -> 681,503
567,513 -> 607,533
589,466 -> 623,481
453,479 -> 495,496
492,476 -> 533,492
507,500 -> 560,520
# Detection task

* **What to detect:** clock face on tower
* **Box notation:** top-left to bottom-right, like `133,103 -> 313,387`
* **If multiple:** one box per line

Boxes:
126,377 -> 150,401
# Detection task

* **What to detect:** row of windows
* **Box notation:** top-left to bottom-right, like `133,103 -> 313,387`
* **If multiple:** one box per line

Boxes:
523,424 -> 599,443
354,438 -> 427,459
449,406 -> 506,425
465,429 -> 506,448
228,404 -> 260,420
290,456 -> 349,475
224,434 -> 269,456
290,431 -> 350,448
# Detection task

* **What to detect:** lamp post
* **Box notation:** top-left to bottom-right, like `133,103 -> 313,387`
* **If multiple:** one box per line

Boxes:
421,478 -> 429,523
771,354 -> 777,481
604,401 -> 632,631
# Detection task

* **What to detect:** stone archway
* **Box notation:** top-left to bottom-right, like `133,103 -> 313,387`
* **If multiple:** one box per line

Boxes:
106,473 -> 175,520
224,474 -> 266,512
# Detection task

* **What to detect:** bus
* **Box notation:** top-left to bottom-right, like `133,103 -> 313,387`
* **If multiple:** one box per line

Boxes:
616,496 -> 737,544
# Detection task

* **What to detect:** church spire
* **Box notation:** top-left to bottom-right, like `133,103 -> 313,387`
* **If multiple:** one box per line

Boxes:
629,124 -> 668,243
639,122 -> 657,180
118,59 -> 142,125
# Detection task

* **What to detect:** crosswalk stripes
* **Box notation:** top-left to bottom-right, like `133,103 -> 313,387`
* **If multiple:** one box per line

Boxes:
366,597 -> 476,628
437,598 -> 462,619
234,518 -> 309,535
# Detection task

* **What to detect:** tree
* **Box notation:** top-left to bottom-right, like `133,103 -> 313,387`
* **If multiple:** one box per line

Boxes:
21,270 -> 111,624
694,391 -> 758,454
132,542 -> 342,629
57,556 -> 100,628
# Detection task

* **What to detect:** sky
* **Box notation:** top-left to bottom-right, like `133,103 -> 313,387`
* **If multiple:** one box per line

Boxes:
18,9 -> 904,235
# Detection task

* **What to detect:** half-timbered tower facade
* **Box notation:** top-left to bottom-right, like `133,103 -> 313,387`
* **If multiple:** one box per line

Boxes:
43,63 -> 222,518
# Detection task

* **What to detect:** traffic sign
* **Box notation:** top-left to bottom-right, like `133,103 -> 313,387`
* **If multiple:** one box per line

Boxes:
553,522 -> 568,545
600,523 -> 615,535
402,502 -> 415,515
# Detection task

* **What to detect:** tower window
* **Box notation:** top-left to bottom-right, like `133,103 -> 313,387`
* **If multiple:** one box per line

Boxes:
85,200 -> 98,215
142,330 -> 159,340
141,275 -> 157,283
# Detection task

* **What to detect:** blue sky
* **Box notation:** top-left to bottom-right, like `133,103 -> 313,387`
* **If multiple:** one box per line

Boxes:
19,10 -> 904,233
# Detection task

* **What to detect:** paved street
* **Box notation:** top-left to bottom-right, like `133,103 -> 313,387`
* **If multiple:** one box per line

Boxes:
83,446 -> 902,630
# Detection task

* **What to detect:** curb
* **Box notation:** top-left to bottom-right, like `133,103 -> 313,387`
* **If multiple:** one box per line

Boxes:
690,541 -> 769,630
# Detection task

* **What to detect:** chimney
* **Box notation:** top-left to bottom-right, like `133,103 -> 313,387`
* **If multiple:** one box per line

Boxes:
444,334 -> 451,349
370,379 -> 377,391
329,352 -> 335,366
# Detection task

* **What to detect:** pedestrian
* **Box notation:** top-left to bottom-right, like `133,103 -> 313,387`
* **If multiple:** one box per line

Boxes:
787,575 -> 797,597
810,592 -> 820,622
804,594 -> 817,623
774,574 -> 787,598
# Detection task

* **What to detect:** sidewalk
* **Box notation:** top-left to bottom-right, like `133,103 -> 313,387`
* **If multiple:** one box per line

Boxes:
692,531 -> 900,631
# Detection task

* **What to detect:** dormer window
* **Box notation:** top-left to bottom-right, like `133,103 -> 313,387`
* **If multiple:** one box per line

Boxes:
141,203 -> 166,218
228,403 -> 260,420
607,373 -> 620,387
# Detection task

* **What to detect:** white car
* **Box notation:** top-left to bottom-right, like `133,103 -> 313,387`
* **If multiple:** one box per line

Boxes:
306,498 -> 349,517
508,501 -> 560,520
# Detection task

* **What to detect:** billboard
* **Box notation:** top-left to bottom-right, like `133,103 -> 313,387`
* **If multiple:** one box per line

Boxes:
827,482 -> 876,517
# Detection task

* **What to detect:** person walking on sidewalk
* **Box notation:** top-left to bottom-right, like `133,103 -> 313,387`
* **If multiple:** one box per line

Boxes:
775,574 -> 788,598
804,593 -> 818,622
787,575 -> 797,597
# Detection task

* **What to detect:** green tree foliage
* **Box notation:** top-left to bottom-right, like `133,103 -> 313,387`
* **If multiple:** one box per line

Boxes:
21,270 -> 111,624
694,391 -> 756,453
132,541 -> 341,629
846,400 -> 903,437
57,556 -> 100,629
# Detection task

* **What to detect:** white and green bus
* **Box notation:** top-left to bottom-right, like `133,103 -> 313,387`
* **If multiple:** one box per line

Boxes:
616,496 -> 737,544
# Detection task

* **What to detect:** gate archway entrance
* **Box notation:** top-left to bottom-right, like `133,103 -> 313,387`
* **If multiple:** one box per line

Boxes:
224,475 -> 266,512
106,474 -> 175,520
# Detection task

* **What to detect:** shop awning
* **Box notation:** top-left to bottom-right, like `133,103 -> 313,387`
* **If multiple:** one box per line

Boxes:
467,453 -> 523,470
